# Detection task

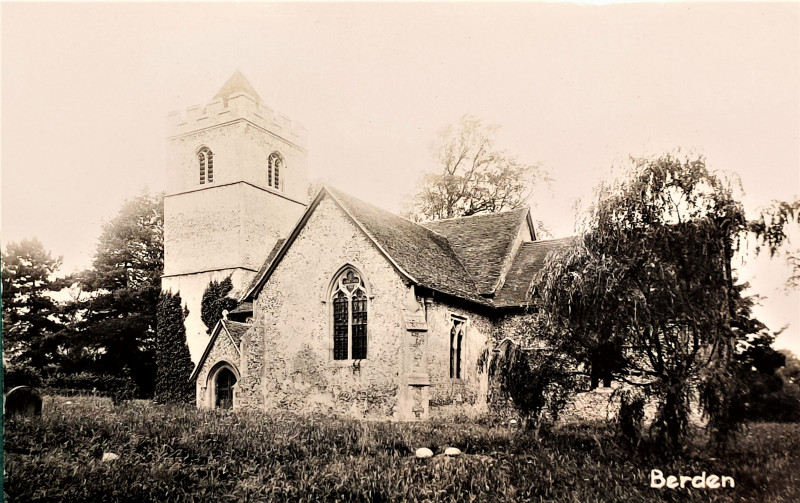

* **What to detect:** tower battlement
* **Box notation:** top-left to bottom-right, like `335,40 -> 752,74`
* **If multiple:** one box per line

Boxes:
163,71 -> 309,362
167,90 -> 307,149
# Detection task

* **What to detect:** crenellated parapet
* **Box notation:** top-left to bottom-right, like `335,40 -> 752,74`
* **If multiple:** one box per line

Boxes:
167,92 -> 307,149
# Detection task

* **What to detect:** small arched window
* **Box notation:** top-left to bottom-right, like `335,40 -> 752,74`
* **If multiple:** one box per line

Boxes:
267,152 -> 284,190
331,268 -> 368,360
198,147 -> 214,184
450,317 -> 466,379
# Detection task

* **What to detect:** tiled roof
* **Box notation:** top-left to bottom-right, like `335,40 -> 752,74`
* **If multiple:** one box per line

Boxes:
223,320 -> 251,346
421,209 -> 530,295
228,301 -> 253,315
243,238 -> 286,296
244,186 -> 568,310
494,237 -> 576,307
326,187 -> 487,305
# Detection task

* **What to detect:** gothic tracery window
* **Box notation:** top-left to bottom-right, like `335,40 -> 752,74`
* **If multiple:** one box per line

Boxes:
331,268 -> 368,360
268,152 -> 284,190
198,147 -> 214,184
450,317 -> 466,379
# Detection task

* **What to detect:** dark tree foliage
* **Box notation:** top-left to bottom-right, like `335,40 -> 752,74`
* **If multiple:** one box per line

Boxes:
78,192 -> 164,398
778,350 -> 800,386
201,276 -> 237,334
155,291 -> 194,404
480,335 -> 578,431
749,198 -> 800,288
405,115 -> 548,222
532,154 -> 750,449
734,325 -> 800,422
2,239 -> 70,387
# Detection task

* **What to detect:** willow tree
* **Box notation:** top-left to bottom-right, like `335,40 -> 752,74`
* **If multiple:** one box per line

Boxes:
749,198 -> 800,288
532,154 -> 748,448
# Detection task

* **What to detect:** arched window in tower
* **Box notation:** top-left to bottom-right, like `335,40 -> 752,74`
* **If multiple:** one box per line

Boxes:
330,267 -> 368,360
198,147 -> 214,184
267,152 -> 284,190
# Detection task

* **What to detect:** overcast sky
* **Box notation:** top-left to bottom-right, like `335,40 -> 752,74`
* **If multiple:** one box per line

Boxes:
2,2 -> 798,353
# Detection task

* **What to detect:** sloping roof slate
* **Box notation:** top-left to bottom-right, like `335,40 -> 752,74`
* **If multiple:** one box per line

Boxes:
223,320 -> 251,345
493,237 -> 576,307
228,301 -> 253,315
244,186 -> 571,310
213,70 -> 262,103
326,187 -> 487,305
420,209 -> 530,295
243,238 -> 286,296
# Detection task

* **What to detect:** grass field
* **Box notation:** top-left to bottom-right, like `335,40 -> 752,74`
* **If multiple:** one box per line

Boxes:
4,396 -> 800,502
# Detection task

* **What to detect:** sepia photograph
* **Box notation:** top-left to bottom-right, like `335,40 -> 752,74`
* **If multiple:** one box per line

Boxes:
2,2 -> 799,501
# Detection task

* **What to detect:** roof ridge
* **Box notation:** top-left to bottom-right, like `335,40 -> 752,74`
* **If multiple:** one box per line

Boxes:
527,236 -> 576,245
324,186 -> 460,257
488,207 -> 531,295
324,185 -> 486,304
323,187 -> 419,283
420,206 -> 529,224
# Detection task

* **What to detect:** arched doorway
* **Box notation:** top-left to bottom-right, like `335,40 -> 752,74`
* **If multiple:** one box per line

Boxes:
215,367 -> 237,409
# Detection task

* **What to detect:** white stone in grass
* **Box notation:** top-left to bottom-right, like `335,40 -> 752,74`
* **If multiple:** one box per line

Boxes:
444,447 -> 461,456
415,447 -> 434,459
509,419 -> 518,428
101,452 -> 120,462
65,401 -> 73,405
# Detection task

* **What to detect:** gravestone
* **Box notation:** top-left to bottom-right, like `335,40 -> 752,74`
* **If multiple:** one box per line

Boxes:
4,386 -> 43,418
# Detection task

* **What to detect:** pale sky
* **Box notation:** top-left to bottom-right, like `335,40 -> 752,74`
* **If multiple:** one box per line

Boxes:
2,2 -> 798,353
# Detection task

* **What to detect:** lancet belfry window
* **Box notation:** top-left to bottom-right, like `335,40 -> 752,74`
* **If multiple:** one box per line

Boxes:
267,152 -> 283,190
450,317 -> 466,379
198,147 -> 214,184
331,268 -> 368,360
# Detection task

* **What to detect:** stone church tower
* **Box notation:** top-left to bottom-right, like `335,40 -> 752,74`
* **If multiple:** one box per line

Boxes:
163,72 -> 308,361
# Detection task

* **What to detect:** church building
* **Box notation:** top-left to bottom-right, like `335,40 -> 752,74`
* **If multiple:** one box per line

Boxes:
164,72 -> 571,420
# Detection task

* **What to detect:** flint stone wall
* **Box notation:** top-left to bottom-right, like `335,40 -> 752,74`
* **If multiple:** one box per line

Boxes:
242,196 -> 410,419
425,301 -> 491,418
195,325 -> 243,408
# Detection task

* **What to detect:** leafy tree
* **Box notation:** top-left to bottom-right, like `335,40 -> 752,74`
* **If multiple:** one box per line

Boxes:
777,350 -> 800,386
78,192 -> 164,398
749,198 -> 800,288
2,239 -> 70,387
479,332 -> 578,432
734,334 -> 800,422
201,276 -> 237,334
405,115 -> 548,221
155,291 -> 194,404
532,154 -> 748,449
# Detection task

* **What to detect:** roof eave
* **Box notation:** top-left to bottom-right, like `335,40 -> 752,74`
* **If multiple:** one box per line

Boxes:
243,186 -> 419,302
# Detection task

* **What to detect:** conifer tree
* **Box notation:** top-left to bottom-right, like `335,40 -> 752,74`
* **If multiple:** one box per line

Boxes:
200,276 -> 238,334
79,192 -> 164,397
155,291 -> 194,404
1,238 -> 70,387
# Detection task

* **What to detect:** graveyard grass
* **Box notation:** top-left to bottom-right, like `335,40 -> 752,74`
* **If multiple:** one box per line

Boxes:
4,396 -> 800,502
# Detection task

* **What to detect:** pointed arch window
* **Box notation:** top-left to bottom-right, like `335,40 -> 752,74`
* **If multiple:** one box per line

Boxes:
450,316 -> 466,379
198,147 -> 214,184
267,152 -> 284,190
331,268 -> 368,360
